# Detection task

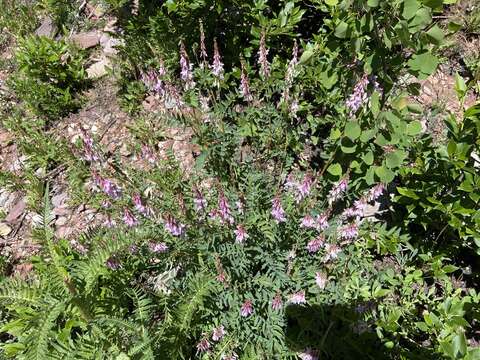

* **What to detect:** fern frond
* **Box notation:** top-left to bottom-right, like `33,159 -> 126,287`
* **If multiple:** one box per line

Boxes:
0,278 -> 41,306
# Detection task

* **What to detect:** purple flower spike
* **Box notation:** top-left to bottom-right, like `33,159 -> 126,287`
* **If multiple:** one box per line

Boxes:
123,208 -> 138,227
212,325 -> 226,341
327,177 -> 348,205
234,225 -> 249,244
272,293 -> 283,311
271,196 -> 286,223
164,215 -> 185,236
306,236 -> 325,254
196,338 -> 211,354
149,242 -> 168,253
289,290 -> 306,304
301,215 -> 316,229
240,299 -> 254,317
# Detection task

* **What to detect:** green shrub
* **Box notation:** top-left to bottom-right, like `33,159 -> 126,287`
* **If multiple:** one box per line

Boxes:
10,35 -> 88,120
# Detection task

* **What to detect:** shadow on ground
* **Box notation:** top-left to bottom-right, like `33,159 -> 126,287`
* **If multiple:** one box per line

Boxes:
285,303 -> 438,360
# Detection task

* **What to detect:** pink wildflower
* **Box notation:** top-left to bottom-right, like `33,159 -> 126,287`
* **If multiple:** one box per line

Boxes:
346,73 -> 369,116
133,194 -> 151,217
240,299 -> 254,317
366,183 -> 386,202
316,213 -> 329,230
193,187 -> 207,212
82,135 -> 99,162
323,243 -> 341,262
123,208 -> 138,227
306,236 -> 325,254
199,21 -> 208,67
327,177 -> 348,205
179,41 -> 195,90
339,223 -> 359,241
222,353 -> 239,360
284,173 -> 298,191
106,257 -> 120,270
103,216 -> 116,228
211,38 -> 224,80
300,215 -> 316,229
101,178 -> 122,200
164,215 -> 185,236
258,31 -> 270,78
315,272 -> 328,290
212,325 -> 226,341
196,338 -> 211,354
240,61 -> 253,102
141,144 -> 156,164
271,196 -> 286,223
341,206 -> 362,220
296,173 -> 314,202
149,242 -> 168,253
219,193 -> 234,225
234,225 -> 249,244
281,40 -> 299,103
298,348 -> 319,360
289,290 -> 306,304
236,200 -> 244,215
272,293 -> 283,311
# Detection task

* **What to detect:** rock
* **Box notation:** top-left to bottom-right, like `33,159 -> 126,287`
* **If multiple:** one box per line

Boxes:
70,31 -> 100,49
55,226 -> 71,239
55,216 -> 68,227
53,207 -> 70,216
52,192 -> 68,208
5,198 -> 26,223
0,191 -> 9,209
35,16 -> 57,38
99,34 -> 122,56
87,57 -> 110,78
0,222 -> 11,237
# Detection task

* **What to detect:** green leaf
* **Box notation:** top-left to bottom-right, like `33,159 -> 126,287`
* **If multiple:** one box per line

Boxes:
420,0 -> 443,8
371,91 -> 380,117
452,332 -> 467,358
362,151 -> 374,165
335,21 -> 349,38
367,0 -> 380,7
344,121 -> 361,140
408,53 -> 439,76
454,72 -> 467,100
325,0 -> 338,5
375,165 -> 395,183
406,121 -> 423,135
386,151 -> 406,168
403,0 -> 420,20
426,25 -> 444,44
299,49 -> 314,65
327,163 -> 343,176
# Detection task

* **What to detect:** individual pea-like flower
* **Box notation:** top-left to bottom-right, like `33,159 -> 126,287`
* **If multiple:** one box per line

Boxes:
123,208 -> 138,227
300,215 -> 317,229
196,337 -> 211,354
271,293 -> 283,311
149,242 -> 168,253
288,290 -> 306,304
103,216 -> 116,228
164,215 -> 185,236
306,236 -> 325,254
234,225 -> 249,244
339,223 -> 359,241
236,200 -> 244,215
212,325 -> 226,341
141,144 -> 156,164
179,41 -> 195,90
129,244 -> 139,254
271,196 -> 286,223
298,348 -> 319,360
258,31 -> 270,79
316,213 -> 329,230
341,206 -> 363,220
323,243 -> 341,262
366,183 -> 386,202
240,61 -> 253,102
211,38 -> 224,80
240,299 -> 254,317
327,177 -> 348,205
106,256 -> 121,270
315,272 -> 328,290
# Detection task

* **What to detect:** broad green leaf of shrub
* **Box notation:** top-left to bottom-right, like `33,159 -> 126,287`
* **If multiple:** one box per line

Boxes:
375,165 -> 395,183
408,53 -> 439,77
406,121 -> 423,136
327,163 -> 342,176
403,0 -> 420,20
426,25 -> 444,44
335,21 -> 349,38
344,121 -> 361,140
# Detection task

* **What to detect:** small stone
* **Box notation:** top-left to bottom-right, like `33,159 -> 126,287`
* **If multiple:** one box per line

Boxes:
70,31 -> 100,49
86,57 -> 110,78
6,198 -> 26,223
35,16 -> 57,38
53,207 -> 70,216
52,192 -> 68,208
55,226 -> 71,239
0,222 -> 11,237
55,216 -> 68,227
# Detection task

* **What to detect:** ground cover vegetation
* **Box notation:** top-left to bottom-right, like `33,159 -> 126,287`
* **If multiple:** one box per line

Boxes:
0,0 -> 479,359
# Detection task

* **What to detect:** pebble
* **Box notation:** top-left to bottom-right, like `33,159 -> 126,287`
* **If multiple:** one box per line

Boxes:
55,216 -> 68,227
